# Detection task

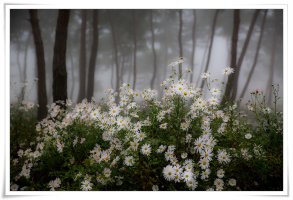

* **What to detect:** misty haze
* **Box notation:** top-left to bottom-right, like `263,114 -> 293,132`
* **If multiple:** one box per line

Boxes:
9,9 -> 283,192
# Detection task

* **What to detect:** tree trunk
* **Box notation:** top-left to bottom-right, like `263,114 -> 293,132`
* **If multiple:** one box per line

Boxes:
19,33 -> 31,102
190,10 -> 197,83
29,10 -> 48,120
69,50 -> 75,100
77,10 -> 87,102
120,53 -> 125,85
132,10 -> 137,90
200,10 -> 219,89
178,10 -> 183,79
239,10 -> 268,101
108,11 -> 120,97
52,9 -> 70,103
231,10 -> 260,101
15,36 -> 22,84
87,10 -> 99,100
150,10 -> 158,89
222,9 -> 240,104
196,40 -> 209,86
266,11 -> 278,105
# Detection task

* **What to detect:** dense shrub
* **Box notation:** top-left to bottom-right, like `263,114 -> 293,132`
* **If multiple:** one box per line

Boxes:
10,65 -> 283,191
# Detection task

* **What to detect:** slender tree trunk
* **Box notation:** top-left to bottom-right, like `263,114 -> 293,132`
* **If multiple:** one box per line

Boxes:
29,10 -> 48,120
222,9 -> 240,104
86,10 -> 99,100
239,10 -> 268,101
69,50 -> 75,100
127,52 -> 132,84
132,10 -> 137,90
266,12 -> 278,105
108,11 -> 120,97
190,10 -> 197,83
178,10 -> 183,79
150,10 -> 158,89
120,53 -> 125,84
19,34 -> 31,101
111,57 -> 114,89
52,9 -> 70,103
15,36 -> 22,84
200,10 -> 219,89
163,24 -> 169,82
77,10 -> 87,102
196,40 -> 209,86
231,10 -> 260,101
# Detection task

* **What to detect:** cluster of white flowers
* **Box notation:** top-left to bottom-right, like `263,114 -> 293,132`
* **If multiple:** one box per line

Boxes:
12,64 -> 272,191
48,178 -> 61,191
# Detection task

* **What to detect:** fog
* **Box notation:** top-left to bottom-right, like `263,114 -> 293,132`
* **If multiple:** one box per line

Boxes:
10,9 -> 283,109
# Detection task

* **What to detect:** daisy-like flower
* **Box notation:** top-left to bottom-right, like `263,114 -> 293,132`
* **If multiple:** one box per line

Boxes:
181,152 -> 188,159
80,179 -> 93,191
157,145 -> 167,153
201,169 -> 211,180
160,123 -> 168,129
217,169 -> 225,178
185,134 -> 192,143
209,97 -> 219,106
109,106 -> 121,117
241,148 -> 252,160
10,183 -> 19,191
141,144 -> 152,156
182,170 -> 194,182
201,72 -> 210,79
173,164 -> 183,175
136,132 -> 146,141
201,147 -> 214,161
262,107 -> 271,114
90,109 -> 100,119
186,179 -> 198,190
211,88 -> 221,96
130,140 -> 139,151
103,168 -> 111,178
245,133 -> 252,139
217,149 -> 231,164
194,138 -> 204,153
199,157 -> 210,170
152,185 -> 159,191
223,67 -> 234,76
214,178 -> 224,191
228,178 -> 237,186
56,139 -> 64,153
124,156 -> 135,166
48,178 -> 61,191
162,165 -> 175,181
180,122 -> 190,131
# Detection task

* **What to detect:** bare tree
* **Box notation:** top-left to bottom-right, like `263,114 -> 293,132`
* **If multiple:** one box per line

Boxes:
19,33 -> 31,102
77,10 -> 87,102
222,9 -> 240,104
239,10 -> 268,101
266,11 -> 278,105
178,10 -> 183,79
200,10 -> 219,89
69,50 -> 75,100
231,10 -> 260,101
150,10 -> 158,89
190,10 -> 197,83
108,11 -> 120,97
87,10 -> 99,100
132,10 -> 137,90
29,10 -> 48,120
52,9 -> 70,103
